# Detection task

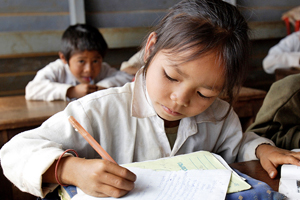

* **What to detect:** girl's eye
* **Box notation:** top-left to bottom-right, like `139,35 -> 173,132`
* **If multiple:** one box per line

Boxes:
93,60 -> 99,63
78,60 -> 85,64
197,91 -> 211,99
164,71 -> 178,82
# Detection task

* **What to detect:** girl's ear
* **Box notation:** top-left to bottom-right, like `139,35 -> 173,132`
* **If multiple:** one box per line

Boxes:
59,52 -> 68,64
144,32 -> 157,62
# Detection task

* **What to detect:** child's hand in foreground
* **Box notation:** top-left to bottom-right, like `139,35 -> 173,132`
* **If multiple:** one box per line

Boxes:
61,157 -> 136,198
256,144 -> 300,179
67,83 -> 98,99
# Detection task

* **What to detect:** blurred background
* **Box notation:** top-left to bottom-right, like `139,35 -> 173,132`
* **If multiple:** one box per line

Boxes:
0,0 -> 299,98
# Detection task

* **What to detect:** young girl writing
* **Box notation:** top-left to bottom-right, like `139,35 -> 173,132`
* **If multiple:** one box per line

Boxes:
2,0 -> 300,199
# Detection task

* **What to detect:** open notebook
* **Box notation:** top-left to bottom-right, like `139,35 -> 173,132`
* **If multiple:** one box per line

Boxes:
59,151 -> 251,200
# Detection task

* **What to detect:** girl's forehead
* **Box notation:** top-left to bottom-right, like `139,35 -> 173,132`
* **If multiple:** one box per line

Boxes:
157,50 -> 225,91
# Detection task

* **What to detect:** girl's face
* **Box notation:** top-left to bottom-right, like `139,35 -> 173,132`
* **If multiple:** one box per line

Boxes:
60,50 -> 103,83
145,34 -> 225,127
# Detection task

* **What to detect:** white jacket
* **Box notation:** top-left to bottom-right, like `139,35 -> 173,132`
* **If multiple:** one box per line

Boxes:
25,59 -> 134,101
0,69 -> 273,197
263,31 -> 300,74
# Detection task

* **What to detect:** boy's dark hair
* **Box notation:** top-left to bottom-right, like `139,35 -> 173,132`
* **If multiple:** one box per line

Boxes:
143,0 -> 250,115
60,24 -> 108,63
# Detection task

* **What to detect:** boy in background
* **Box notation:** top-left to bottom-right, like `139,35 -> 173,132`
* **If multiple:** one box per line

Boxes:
26,24 -> 133,101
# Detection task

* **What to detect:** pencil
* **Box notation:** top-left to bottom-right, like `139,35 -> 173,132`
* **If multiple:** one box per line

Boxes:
68,116 -> 117,164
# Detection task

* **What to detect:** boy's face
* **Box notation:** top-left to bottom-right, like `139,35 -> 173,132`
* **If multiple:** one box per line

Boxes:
145,40 -> 225,127
65,50 -> 102,83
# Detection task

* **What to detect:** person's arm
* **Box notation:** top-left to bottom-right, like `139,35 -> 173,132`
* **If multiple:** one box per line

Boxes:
256,144 -> 300,179
0,99 -> 136,198
246,74 -> 300,149
66,84 -> 98,99
25,59 -> 73,101
120,50 -> 145,75
262,32 -> 300,74
95,62 -> 134,88
43,156 -> 136,198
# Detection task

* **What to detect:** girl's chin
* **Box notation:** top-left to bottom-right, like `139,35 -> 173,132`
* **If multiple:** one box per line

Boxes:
157,113 -> 182,124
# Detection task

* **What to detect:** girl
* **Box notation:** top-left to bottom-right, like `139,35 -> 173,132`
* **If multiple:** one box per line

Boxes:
1,0 -> 300,199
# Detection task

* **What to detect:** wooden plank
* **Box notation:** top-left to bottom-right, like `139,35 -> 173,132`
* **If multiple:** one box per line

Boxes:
238,0 -> 300,7
86,11 -> 165,28
85,0 -> 181,12
0,90 -> 25,97
0,96 -> 68,130
0,55 -> 58,73
248,21 -> 286,40
0,14 -> 69,32
0,75 -> 35,92
0,27 -> 151,56
0,0 -> 68,13
0,21 -> 287,57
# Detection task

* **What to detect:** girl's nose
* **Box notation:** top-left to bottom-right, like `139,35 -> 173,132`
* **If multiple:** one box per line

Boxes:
170,91 -> 190,107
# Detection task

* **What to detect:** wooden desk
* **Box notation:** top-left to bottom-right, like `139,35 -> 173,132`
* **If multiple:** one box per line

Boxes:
0,96 -> 68,200
275,67 -> 300,81
222,87 -> 267,131
230,160 -> 280,192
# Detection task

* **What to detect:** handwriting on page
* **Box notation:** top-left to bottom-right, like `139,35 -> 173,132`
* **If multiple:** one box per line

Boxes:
123,151 -> 250,193
73,168 -> 231,200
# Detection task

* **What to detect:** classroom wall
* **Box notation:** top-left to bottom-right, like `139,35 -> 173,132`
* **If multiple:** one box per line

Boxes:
0,0 -> 299,97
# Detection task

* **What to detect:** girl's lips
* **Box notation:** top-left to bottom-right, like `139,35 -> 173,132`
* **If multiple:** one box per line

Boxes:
161,105 -> 182,116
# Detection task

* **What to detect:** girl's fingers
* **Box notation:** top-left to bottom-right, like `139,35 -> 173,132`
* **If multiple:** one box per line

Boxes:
98,170 -> 135,191
103,160 -> 137,182
82,181 -> 130,198
94,182 -> 131,198
260,158 -> 278,179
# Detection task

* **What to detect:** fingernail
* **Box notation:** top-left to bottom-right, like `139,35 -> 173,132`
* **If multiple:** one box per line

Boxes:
270,171 -> 275,178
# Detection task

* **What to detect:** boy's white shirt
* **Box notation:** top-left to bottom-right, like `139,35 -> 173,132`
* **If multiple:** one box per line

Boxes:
263,31 -> 300,74
25,59 -> 134,101
0,68 -> 273,197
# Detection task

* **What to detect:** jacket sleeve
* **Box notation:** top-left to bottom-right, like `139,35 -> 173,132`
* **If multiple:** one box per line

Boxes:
262,32 -> 300,74
25,60 -> 72,101
96,62 -> 134,88
246,74 -> 300,149
0,99 -> 97,197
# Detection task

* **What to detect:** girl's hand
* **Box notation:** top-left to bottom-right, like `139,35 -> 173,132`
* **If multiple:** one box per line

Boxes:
256,144 -> 300,179
67,84 -> 98,98
61,157 -> 136,198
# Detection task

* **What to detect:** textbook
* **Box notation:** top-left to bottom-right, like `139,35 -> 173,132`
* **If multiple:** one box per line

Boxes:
60,151 -> 251,199
279,149 -> 300,199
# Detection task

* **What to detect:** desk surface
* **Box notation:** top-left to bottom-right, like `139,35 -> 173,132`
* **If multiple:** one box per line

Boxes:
230,160 -> 279,192
0,96 -> 68,130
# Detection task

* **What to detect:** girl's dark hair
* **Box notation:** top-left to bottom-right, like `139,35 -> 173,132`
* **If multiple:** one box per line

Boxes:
60,24 -> 108,63
142,0 -> 250,114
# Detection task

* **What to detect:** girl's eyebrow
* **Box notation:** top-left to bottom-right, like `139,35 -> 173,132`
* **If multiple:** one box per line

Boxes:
174,66 -> 189,78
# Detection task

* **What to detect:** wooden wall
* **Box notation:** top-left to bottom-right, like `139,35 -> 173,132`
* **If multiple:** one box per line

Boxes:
0,0 -> 299,97
238,0 -> 300,91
